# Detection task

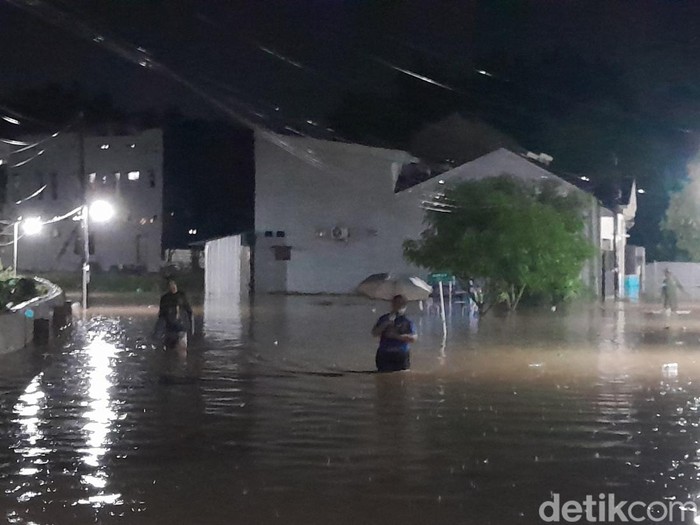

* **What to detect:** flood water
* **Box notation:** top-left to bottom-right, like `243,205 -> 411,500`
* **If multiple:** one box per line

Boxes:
2,296 -> 700,524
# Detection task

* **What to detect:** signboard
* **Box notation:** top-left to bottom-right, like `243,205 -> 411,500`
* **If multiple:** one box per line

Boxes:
428,272 -> 453,284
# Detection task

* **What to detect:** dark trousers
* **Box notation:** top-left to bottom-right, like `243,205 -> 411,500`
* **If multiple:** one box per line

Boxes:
376,350 -> 410,372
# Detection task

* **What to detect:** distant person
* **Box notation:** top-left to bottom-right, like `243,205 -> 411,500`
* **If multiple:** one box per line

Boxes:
155,278 -> 193,350
371,295 -> 417,372
661,268 -> 684,314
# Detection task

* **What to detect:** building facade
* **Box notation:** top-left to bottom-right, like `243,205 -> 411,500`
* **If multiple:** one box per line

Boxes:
254,134 -> 633,297
0,128 -> 163,273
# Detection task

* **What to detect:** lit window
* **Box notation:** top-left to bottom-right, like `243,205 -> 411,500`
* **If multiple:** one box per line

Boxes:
128,171 -> 140,181
88,172 -> 96,184
100,144 -> 109,150
139,218 -> 147,225
188,229 -> 197,235
130,144 -> 136,149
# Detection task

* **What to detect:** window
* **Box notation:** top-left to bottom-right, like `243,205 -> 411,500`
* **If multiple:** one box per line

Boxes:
273,245 -> 291,261
50,172 -> 58,200
148,169 -> 156,188
128,171 -> 140,181
88,172 -> 96,185
264,231 -> 273,238
100,144 -> 109,150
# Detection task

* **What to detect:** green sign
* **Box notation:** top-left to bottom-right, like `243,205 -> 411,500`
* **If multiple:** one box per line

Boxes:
428,272 -> 453,284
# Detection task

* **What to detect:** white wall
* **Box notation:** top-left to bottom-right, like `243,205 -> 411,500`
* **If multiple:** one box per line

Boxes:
645,262 -> 700,301
0,129 -> 163,272
205,235 -> 250,300
254,134 -> 423,294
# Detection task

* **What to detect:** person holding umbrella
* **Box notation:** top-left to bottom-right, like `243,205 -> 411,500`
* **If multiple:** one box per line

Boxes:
371,294 -> 417,372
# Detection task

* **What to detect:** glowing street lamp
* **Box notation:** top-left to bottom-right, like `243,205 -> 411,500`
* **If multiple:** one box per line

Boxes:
82,200 -> 115,311
21,217 -> 43,236
89,199 -> 115,223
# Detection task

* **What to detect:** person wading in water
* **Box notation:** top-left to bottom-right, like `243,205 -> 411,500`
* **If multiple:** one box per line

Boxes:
371,295 -> 417,372
154,278 -> 193,352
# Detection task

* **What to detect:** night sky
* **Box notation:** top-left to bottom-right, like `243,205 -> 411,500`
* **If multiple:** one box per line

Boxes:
1,1 -> 700,255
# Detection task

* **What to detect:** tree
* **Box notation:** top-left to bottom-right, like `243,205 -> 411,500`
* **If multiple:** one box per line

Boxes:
661,157 -> 700,261
403,176 -> 594,313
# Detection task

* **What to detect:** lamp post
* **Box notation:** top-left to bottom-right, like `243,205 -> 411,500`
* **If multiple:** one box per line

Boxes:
12,217 -> 43,277
82,204 -> 89,311
12,221 -> 18,277
82,200 -> 115,311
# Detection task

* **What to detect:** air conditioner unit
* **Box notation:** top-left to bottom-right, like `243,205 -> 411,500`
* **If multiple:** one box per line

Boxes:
331,226 -> 349,241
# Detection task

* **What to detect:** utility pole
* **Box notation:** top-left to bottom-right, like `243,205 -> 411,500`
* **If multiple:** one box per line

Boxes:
78,113 -> 89,311
12,221 -> 18,277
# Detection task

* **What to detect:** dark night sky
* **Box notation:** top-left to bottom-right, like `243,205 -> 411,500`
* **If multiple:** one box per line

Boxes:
2,1 -> 700,255
1,1 -> 698,127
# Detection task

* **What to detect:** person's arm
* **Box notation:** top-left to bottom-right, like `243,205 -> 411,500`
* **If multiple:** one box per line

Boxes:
398,320 -> 417,343
180,293 -> 194,334
371,315 -> 393,337
153,296 -> 166,337
157,295 -> 166,319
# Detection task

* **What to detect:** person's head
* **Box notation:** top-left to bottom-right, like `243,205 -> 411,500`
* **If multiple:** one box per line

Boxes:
391,295 -> 408,315
167,279 -> 178,294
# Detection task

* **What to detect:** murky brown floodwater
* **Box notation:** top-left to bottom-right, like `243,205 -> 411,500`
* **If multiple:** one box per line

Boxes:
2,297 -> 700,524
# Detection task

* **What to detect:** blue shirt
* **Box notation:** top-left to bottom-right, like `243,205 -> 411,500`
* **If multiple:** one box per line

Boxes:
374,314 -> 415,353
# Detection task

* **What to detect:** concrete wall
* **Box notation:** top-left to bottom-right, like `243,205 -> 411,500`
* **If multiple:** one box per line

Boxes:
0,278 -> 65,355
255,136 -> 607,295
254,134 -> 420,294
0,129 -> 163,273
645,262 -> 700,301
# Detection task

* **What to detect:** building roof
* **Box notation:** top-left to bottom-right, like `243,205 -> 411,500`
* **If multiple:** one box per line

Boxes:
401,148 -> 583,195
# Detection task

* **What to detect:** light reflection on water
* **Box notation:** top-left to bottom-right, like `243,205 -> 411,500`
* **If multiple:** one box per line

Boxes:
4,298 -> 700,523
78,333 -> 120,506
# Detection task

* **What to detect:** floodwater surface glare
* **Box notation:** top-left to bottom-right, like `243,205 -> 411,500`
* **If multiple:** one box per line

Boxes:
2,297 -> 700,524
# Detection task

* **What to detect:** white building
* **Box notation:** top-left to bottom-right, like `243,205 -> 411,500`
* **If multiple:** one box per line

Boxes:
254,132 -> 633,297
254,133 -> 418,293
0,128 -> 163,273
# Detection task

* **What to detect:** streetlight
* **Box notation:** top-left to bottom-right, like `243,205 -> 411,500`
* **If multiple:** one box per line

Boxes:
12,216 -> 43,276
82,200 -> 115,311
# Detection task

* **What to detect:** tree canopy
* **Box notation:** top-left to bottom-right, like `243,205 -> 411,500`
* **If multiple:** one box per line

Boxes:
404,176 -> 594,312
661,156 -> 700,261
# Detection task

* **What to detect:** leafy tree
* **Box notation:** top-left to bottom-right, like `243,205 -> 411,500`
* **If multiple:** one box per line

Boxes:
661,157 -> 700,261
404,176 -> 594,313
